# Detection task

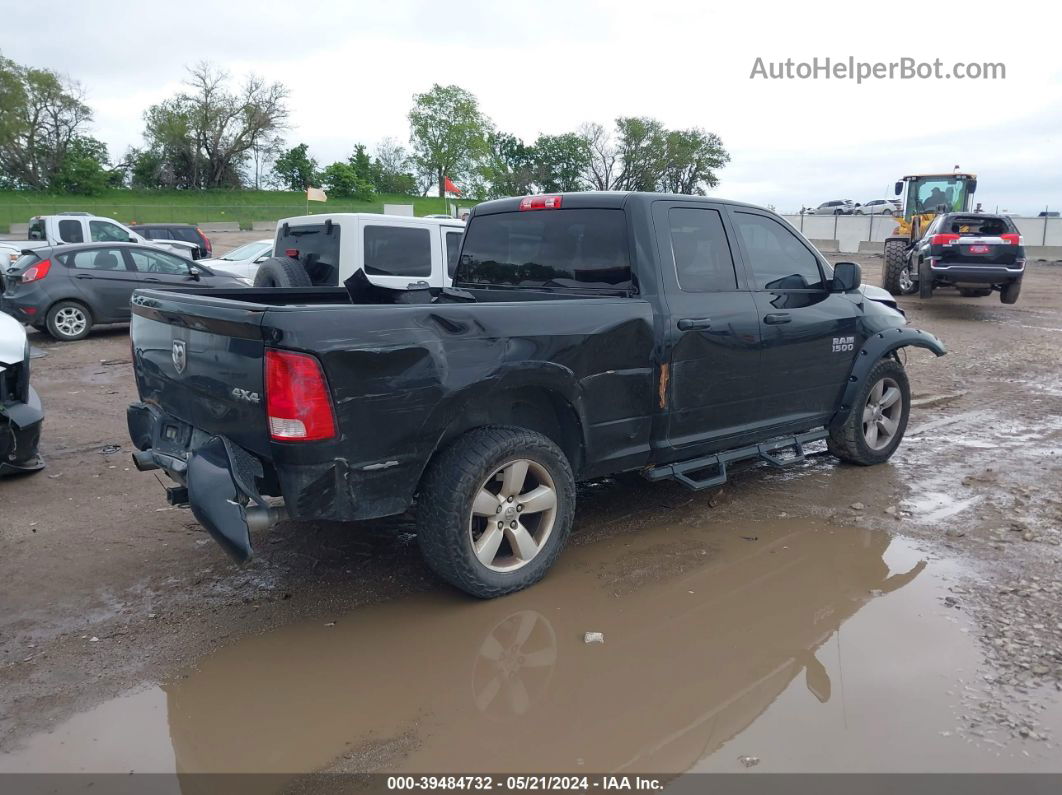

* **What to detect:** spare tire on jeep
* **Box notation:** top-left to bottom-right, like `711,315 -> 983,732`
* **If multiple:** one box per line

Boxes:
253,256 -> 312,288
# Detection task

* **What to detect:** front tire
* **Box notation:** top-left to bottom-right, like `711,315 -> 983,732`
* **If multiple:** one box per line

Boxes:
1000,281 -> 1022,304
45,301 -> 92,341
416,427 -> 575,598
882,240 -> 915,295
828,357 -> 911,466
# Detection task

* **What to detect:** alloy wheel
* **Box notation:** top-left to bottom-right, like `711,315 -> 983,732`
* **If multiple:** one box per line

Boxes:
469,458 -> 558,572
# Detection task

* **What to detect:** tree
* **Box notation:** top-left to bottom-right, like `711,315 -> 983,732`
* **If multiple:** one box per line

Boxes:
372,137 -> 416,195
579,122 -> 619,191
349,143 -> 374,189
614,116 -> 667,191
321,160 -> 373,201
532,133 -> 590,193
272,143 -> 318,190
657,128 -> 729,195
50,136 -> 112,195
0,53 -> 93,189
141,62 -> 289,189
408,84 -> 490,198
478,132 -> 535,199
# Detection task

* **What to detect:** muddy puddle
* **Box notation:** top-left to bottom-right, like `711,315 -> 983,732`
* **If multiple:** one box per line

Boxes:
3,519 -> 1061,782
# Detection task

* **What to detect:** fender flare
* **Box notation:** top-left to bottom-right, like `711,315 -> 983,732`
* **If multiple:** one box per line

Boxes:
830,327 -> 946,429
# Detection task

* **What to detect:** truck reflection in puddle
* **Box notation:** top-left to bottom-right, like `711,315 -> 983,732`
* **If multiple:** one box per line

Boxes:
165,520 -> 924,777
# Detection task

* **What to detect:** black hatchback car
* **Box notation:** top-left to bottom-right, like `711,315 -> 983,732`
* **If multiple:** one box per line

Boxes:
911,213 -> 1026,304
130,224 -> 212,259
0,242 -> 248,341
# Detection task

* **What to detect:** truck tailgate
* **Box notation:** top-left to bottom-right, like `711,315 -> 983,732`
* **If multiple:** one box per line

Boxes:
130,291 -> 271,456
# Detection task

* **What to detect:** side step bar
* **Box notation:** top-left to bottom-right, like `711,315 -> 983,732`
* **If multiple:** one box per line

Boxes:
642,430 -> 829,491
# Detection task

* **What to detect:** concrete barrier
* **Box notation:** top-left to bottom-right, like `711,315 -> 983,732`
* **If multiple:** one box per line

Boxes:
251,221 -> 276,231
1026,246 -> 1062,260
858,241 -> 884,254
809,239 -> 839,252
198,221 -> 240,233
9,223 -> 28,235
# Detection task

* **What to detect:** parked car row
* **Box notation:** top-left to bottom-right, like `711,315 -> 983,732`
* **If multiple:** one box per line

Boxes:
804,199 -> 900,216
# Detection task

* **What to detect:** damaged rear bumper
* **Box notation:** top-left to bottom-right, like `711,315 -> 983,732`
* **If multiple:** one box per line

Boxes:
127,402 -> 280,561
1,386 -> 44,476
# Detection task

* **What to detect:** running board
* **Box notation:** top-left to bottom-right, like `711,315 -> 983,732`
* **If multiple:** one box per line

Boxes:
642,430 -> 829,491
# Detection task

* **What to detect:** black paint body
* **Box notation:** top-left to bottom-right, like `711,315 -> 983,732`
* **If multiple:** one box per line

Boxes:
127,193 -> 945,558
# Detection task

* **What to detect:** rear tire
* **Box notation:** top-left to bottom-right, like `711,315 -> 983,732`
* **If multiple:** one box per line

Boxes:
416,426 -> 575,598
1000,281 -> 1022,305
252,256 -> 311,288
828,357 -> 911,466
918,259 -> 934,299
958,288 -> 991,298
882,240 -> 914,295
45,300 -> 92,342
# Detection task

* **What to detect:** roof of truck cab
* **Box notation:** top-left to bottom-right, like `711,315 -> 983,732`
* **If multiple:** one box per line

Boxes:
276,213 -> 466,229
471,192 -> 773,216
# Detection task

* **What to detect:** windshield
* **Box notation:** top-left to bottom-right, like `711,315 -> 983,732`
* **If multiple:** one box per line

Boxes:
220,241 -> 271,261
458,209 -> 632,292
909,178 -> 968,215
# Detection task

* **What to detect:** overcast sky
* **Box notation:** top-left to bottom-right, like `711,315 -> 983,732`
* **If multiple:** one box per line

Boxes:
4,0 -> 1060,213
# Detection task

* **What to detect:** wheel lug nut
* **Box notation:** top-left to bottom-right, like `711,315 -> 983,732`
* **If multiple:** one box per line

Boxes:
497,522 -> 504,529
510,521 -> 517,529
516,505 -> 523,512
507,496 -> 513,502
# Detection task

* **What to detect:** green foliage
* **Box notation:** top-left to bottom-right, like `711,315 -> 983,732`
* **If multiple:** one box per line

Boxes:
321,161 -> 373,201
0,53 -> 93,190
272,143 -> 318,191
478,132 -> 535,199
50,136 -> 113,195
408,84 -> 491,198
532,133 -> 590,193
371,137 -> 417,195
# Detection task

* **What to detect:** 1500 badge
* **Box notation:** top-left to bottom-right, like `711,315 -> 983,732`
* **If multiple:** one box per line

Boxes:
832,336 -> 855,353
231,388 -> 260,404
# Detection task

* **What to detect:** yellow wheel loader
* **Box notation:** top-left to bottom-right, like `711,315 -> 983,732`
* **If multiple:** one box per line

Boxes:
881,173 -> 978,295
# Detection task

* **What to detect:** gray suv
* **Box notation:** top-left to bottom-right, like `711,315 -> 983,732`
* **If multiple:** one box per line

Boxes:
1,242 -> 248,341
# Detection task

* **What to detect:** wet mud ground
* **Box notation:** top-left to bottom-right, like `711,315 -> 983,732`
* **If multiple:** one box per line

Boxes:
2,245 -> 1062,777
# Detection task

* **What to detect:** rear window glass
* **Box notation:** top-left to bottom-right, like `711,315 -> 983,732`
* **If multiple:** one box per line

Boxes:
947,216 -> 1014,236
275,223 -> 341,285
458,209 -> 631,291
170,227 -> 200,244
364,226 -> 431,278
58,219 -> 84,243
28,219 -> 47,241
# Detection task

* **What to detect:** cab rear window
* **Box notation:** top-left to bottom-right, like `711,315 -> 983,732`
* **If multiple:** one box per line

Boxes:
457,209 -> 631,292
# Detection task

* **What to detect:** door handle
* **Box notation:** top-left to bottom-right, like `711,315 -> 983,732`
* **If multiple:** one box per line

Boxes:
142,277 -> 161,282
763,313 -> 791,325
677,317 -> 712,330
75,274 -> 94,279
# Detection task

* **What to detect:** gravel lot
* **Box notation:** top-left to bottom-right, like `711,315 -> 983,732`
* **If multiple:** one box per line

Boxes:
1,238 -> 1061,775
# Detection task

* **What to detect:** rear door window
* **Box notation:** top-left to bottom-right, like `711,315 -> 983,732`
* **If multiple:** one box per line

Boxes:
145,228 -> 173,240
89,220 -> 130,242
171,227 -> 200,244
57,219 -> 84,243
65,248 -> 131,271
275,223 -> 341,285
364,226 -> 431,278
29,218 -> 48,241
458,208 -> 631,291
668,208 -> 738,292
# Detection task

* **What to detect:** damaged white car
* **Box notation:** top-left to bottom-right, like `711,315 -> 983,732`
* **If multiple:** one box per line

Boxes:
0,311 -> 44,475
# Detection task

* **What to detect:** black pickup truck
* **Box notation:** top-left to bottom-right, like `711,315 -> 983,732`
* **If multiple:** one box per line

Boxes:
126,192 -> 945,597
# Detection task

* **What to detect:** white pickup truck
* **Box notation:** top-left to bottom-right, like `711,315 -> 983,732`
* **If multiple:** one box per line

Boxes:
2,213 -> 198,265
254,213 -> 465,289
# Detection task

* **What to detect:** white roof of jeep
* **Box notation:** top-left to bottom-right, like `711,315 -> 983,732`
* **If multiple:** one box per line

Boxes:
277,213 -> 465,229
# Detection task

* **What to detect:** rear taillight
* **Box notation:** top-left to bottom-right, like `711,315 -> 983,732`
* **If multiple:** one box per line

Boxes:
265,349 -> 336,441
197,228 -> 212,254
519,195 -> 563,211
1001,233 -> 1022,245
930,234 -> 960,246
21,259 -> 51,283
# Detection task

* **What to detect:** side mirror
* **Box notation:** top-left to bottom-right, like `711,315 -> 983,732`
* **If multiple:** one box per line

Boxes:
189,266 -> 201,281
833,261 -> 861,292
894,181 -> 903,196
